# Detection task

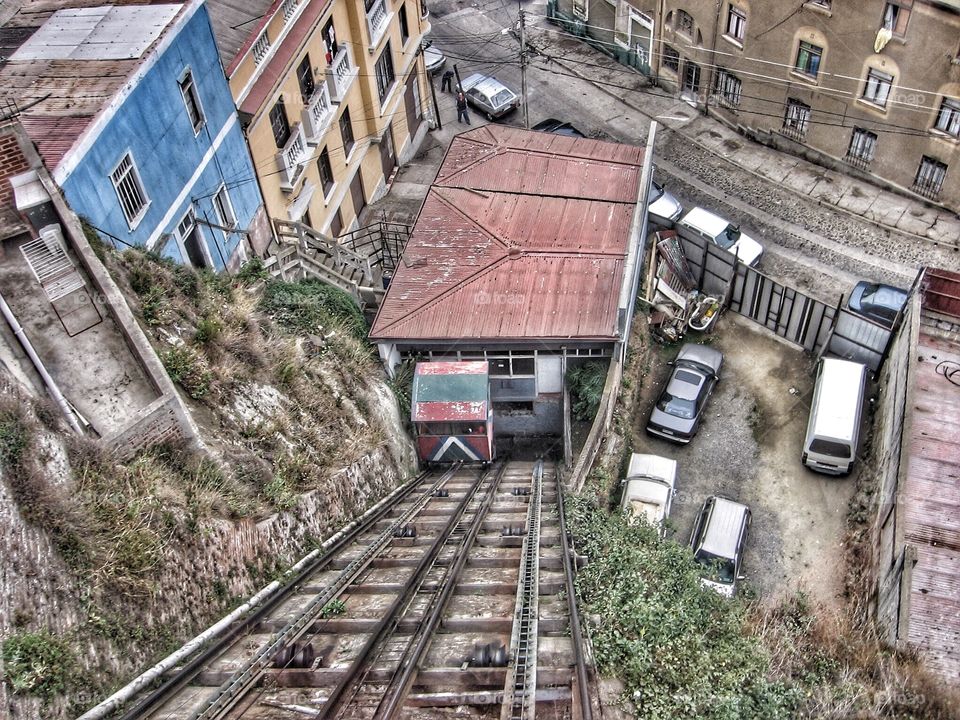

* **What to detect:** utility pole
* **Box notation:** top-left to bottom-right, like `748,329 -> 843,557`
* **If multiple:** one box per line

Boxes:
519,7 -> 529,129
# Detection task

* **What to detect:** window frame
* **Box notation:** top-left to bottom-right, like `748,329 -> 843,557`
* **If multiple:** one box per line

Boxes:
783,98 -> 811,137
399,3 -> 410,46
726,6 -> 746,42
794,41 -> 823,79
110,152 -> 150,229
663,44 -> 680,73
270,100 -> 291,148
847,127 -> 878,163
933,97 -> 960,138
318,146 -> 335,196
881,1 -> 911,37
862,68 -> 894,109
714,68 -> 742,107
913,155 -> 947,197
374,41 -> 396,104
213,185 -> 237,232
178,68 -> 205,135
675,9 -> 694,37
297,54 -> 315,100
339,106 -> 355,160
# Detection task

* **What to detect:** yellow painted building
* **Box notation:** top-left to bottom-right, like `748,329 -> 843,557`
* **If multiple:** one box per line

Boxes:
207,0 -> 433,252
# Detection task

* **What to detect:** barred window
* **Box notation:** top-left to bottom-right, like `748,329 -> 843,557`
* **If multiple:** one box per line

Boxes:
783,98 -> 811,137
663,45 -> 680,73
110,153 -> 149,227
934,97 -> 960,137
847,128 -> 878,162
714,69 -> 742,106
676,10 -> 694,36
913,156 -> 947,198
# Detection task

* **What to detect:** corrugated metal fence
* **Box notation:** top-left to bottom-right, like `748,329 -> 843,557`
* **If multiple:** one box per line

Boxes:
674,228 -> 894,370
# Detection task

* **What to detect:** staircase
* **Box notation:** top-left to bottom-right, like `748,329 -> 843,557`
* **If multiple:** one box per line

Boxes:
264,220 -> 410,312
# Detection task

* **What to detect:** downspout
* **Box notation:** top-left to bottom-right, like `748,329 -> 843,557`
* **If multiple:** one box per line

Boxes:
704,0 -> 722,116
0,291 -> 84,435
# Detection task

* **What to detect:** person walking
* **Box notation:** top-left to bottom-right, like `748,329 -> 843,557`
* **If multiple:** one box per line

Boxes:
441,69 -> 454,93
456,91 -> 470,125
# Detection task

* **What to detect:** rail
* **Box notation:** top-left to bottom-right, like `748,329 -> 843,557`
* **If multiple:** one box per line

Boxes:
502,459 -> 543,720
190,464 -> 465,720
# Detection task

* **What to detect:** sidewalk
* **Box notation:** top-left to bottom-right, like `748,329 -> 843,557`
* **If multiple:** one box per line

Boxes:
535,27 -> 960,251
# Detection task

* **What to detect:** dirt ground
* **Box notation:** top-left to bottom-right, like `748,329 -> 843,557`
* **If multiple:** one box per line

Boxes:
628,313 -> 857,608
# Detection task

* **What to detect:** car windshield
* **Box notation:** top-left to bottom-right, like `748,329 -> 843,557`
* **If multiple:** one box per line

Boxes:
489,89 -> 513,107
695,550 -> 735,583
716,225 -> 740,250
650,181 -> 665,201
809,438 -> 850,458
656,392 -> 695,419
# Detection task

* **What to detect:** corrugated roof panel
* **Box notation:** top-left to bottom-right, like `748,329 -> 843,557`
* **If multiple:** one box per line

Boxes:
903,327 -> 960,681
371,126 -> 643,343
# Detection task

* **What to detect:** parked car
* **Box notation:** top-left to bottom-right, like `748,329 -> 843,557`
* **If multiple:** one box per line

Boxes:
423,45 -> 445,74
460,73 -> 520,120
847,281 -> 908,328
649,180 -> 683,225
646,343 -> 723,444
689,495 -> 751,597
677,206 -> 763,267
620,453 -> 677,535
531,118 -> 586,137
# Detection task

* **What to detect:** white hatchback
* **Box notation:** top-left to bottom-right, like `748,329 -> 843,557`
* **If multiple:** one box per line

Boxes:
678,206 -> 764,267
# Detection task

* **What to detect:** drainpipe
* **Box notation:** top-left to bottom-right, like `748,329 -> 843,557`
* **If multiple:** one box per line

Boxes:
0,291 -> 83,435
704,0 -> 722,116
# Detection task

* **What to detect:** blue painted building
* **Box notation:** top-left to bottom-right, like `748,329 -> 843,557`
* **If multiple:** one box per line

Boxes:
1,1 -> 269,271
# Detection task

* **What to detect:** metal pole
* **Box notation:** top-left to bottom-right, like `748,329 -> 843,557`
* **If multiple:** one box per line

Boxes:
428,60 -> 442,130
519,7 -> 529,129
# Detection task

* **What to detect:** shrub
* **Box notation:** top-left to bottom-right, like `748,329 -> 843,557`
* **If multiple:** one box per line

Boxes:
193,315 -> 222,347
1,631 -> 77,699
161,346 -> 212,399
235,257 -> 268,285
260,279 -> 366,340
568,361 -> 608,421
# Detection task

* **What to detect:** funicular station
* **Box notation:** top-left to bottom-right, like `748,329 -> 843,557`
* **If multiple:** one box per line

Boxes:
369,125 -> 651,463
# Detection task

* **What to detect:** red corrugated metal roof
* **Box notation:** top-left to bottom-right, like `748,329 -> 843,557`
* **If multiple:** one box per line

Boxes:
18,115 -> 96,169
370,126 -> 643,342
903,325 -> 960,680
412,401 -> 487,422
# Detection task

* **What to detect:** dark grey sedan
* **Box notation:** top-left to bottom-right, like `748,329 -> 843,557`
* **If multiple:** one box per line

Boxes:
646,343 -> 724,444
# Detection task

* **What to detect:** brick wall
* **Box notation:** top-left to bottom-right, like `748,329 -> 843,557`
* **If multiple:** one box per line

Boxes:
102,394 -> 185,460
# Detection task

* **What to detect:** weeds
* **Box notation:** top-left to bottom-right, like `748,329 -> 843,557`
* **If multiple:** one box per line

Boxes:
162,346 -> 212,399
1,631 -> 78,699
568,361 -> 608,421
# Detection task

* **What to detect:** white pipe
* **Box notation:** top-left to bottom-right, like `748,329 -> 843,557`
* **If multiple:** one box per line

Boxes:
78,472 -> 421,719
0,291 -> 83,435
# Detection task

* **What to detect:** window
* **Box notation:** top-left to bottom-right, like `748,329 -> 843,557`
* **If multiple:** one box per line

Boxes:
399,4 -> 409,45
110,153 -> 149,228
663,45 -> 680,73
178,70 -> 205,133
270,100 -> 291,148
375,42 -> 396,103
329,207 -> 343,237
487,355 -> 535,376
676,10 -> 694,36
213,186 -> 236,230
913,156 -> 947,198
318,146 -> 334,195
794,41 -> 822,78
339,106 -> 355,158
934,97 -> 960,137
881,1 -> 910,36
862,69 -> 893,108
846,128 -> 877,168
726,6 -> 746,41
714,69 -> 742,106
253,32 -> 271,64
782,98 -> 811,138
322,17 -> 339,58
297,55 -> 315,100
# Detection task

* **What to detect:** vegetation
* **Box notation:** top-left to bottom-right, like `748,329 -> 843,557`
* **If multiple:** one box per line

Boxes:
568,361 -> 608,421
260,278 -> 367,341
2,631 -> 79,700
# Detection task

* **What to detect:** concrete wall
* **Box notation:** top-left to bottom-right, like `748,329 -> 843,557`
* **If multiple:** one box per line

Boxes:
60,5 -> 264,270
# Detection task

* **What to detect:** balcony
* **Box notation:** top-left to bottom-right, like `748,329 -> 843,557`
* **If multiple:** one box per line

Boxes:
301,83 -> 334,144
366,0 -> 390,49
325,45 -> 357,102
278,123 -> 308,192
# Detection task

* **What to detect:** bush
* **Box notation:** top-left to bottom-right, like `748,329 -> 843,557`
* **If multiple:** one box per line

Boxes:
568,361 -> 608,421
0,409 -> 28,470
1,631 -> 77,699
260,279 -> 366,340
235,257 -> 268,285
161,346 -> 212,399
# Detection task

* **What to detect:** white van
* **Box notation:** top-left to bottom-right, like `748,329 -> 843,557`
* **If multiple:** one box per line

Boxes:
678,207 -> 764,267
802,357 -> 867,475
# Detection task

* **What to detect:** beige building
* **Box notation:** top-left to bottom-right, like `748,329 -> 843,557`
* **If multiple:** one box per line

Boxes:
208,0 -> 433,253
549,0 -> 960,211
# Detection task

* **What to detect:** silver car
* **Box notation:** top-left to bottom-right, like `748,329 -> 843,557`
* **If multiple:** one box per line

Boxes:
649,180 -> 683,225
646,343 -> 723,444
460,73 -> 520,120
690,495 -> 751,597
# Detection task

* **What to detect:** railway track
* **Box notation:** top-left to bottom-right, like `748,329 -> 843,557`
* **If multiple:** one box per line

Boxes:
126,460 -> 591,720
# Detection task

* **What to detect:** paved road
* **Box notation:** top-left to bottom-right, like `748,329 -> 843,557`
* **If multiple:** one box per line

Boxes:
416,0 -> 954,301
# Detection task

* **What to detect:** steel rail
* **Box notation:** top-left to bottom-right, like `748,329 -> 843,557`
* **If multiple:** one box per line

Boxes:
557,464 -> 593,720
123,466 -> 442,720
188,463 -> 465,720
373,460 -> 510,719
317,462 -> 498,719
501,460 -> 543,720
